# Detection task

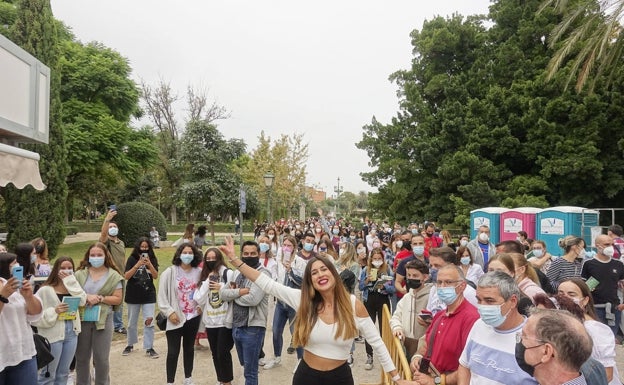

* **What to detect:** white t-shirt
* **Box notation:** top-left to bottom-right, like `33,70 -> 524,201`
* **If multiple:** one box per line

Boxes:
459,319 -> 538,385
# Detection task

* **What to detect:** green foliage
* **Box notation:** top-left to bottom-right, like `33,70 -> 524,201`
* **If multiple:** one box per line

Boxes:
359,0 -> 624,228
113,202 -> 166,246
2,0 -> 68,257
179,119 -> 245,219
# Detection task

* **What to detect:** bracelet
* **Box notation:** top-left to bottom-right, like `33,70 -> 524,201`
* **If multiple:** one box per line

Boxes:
441,374 -> 446,385
98,295 -> 104,304
392,374 -> 401,382
237,261 -> 245,269
411,353 -> 423,362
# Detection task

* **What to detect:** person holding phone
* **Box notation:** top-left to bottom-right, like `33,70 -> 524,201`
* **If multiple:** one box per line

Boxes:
194,247 -> 235,385
359,247 -> 396,370
0,252 -> 43,385
32,257 -> 87,385
122,237 -> 159,358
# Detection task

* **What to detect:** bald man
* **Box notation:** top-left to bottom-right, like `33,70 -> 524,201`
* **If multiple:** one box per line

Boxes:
581,234 -> 624,336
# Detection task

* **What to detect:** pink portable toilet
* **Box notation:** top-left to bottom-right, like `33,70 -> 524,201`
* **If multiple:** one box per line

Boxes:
499,207 -> 542,242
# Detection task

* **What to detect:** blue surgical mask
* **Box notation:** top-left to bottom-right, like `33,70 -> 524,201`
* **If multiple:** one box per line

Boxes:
437,286 -> 458,305
180,253 -> 194,265
477,303 -> 509,328
332,229 -> 339,235
412,246 -> 425,256
259,243 -> 270,253
89,256 -> 105,268
532,249 -> 544,258
30,254 -> 37,263
108,227 -> 119,237
411,229 -> 418,235
460,256 -> 471,265
303,242 -> 314,252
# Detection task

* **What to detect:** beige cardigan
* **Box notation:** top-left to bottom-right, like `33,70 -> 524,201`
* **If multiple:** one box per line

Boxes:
32,275 -> 87,343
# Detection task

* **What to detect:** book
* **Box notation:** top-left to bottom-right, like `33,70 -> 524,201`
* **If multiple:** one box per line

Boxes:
58,296 -> 81,320
79,304 -> 101,322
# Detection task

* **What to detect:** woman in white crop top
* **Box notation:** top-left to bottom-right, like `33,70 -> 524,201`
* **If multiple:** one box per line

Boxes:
219,236 -> 408,385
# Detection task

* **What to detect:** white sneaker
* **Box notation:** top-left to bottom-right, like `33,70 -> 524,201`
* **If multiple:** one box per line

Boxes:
258,358 -> 266,366
293,358 -> 301,374
264,356 -> 281,370
183,378 -> 195,385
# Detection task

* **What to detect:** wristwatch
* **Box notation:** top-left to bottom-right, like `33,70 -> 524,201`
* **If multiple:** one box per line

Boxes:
434,376 -> 442,385
0,294 -> 8,303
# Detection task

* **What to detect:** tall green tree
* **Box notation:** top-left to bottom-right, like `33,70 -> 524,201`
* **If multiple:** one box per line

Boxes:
59,40 -> 154,217
359,0 -> 624,228
1,0 -> 68,256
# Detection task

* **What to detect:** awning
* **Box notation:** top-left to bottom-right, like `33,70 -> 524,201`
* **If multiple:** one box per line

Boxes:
0,142 -> 45,190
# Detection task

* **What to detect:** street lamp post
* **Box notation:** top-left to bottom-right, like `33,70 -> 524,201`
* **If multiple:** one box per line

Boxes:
157,186 -> 162,213
263,172 -> 275,224
333,177 -> 343,215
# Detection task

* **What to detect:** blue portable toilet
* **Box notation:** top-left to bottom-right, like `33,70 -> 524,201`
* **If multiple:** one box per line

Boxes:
470,207 -> 507,245
535,206 -> 600,257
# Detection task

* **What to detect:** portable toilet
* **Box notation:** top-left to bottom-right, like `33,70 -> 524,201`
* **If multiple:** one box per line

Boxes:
470,207 -> 507,245
535,206 -> 600,257
499,207 -> 542,242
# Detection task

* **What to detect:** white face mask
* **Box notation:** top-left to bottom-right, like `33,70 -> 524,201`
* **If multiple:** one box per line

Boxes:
478,233 -> 489,243
60,269 -> 74,275
460,239 -> 468,247
372,260 -> 383,268
602,246 -> 615,258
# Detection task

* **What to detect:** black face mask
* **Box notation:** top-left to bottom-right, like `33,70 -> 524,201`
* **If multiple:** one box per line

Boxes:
515,341 -> 541,377
205,261 -> 217,271
401,241 -> 412,250
406,279 -> 422,290
242,257 -> 260,267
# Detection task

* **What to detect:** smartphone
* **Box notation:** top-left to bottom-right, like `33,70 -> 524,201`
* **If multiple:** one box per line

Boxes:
109,204 -> 117,211
369,268 -> 378,281
418,357 -> 431,374
11,265 -> 23,288
209,274 -> 219,283
141,253 -> 149,259
419,313 -> 433,322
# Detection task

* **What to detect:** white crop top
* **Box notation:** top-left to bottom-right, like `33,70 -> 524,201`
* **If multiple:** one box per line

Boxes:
255,272 -> 396,372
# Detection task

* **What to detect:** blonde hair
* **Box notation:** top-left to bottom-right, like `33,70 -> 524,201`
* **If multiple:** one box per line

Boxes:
440,230 -> 453,245
337,242 -> 357,268
510,252 -> 540,285
293,256 -> 358,347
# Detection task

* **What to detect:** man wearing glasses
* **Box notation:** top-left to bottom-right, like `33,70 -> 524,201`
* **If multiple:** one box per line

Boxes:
457,271 -> 537,385
514,309 -> 592,385
409,264 -> 479,385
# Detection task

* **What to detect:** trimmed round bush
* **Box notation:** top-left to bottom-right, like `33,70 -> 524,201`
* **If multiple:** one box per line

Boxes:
113,202 -> 167,246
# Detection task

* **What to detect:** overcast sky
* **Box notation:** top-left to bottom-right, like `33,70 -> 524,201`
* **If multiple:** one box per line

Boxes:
50,0 -> 491,195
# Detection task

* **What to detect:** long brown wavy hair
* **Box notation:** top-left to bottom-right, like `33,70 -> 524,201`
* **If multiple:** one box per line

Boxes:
292,256 -> 358,347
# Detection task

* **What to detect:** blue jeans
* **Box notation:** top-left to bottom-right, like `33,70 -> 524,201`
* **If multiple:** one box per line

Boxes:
39,320 -> 78,385
126,303 -> 155,349
113,303 -> 124,330
0,356 -> 38,385
272,301 -> 296,357
232,326 -> 265,385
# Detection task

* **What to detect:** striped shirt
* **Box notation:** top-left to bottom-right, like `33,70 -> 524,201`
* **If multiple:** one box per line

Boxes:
546,257 -> 583,290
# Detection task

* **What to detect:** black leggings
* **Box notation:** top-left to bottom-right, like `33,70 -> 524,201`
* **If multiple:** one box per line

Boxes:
364,291 -> 390,356
166,315 -> 201,383
292,358 -> 353,385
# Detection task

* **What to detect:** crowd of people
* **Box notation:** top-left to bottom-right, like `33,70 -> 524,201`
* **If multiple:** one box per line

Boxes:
2,209 -> 624,385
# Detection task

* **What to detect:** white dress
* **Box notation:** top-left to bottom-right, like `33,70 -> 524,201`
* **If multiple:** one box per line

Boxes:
585,319 -> 621,385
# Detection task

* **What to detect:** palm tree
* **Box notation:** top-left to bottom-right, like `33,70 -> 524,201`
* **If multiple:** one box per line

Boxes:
540,0 -> 624,93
